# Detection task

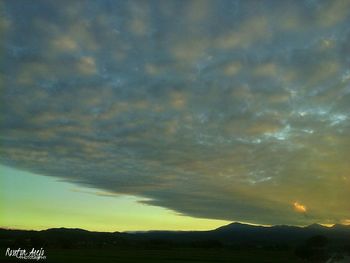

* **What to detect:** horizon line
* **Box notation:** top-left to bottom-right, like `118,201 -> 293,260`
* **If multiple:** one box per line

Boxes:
2,222 -> 348,233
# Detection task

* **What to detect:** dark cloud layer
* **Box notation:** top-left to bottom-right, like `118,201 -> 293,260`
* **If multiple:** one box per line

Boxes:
1,0 -> 350,225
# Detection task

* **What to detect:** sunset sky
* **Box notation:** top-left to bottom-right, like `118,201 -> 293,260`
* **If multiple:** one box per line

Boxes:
1,0 -> 350,231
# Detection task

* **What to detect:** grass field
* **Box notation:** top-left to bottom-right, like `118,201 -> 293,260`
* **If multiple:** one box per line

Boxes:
0,248 -> 304,263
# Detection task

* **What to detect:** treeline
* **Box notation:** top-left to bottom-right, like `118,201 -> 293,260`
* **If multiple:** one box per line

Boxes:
0,228 -> 290,250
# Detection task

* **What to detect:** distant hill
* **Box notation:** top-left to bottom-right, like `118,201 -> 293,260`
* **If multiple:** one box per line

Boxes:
131,222 -> 350,246
1,223 -> 350,249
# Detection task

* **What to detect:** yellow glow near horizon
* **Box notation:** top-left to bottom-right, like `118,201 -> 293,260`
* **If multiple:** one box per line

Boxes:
0,165 -> 230,232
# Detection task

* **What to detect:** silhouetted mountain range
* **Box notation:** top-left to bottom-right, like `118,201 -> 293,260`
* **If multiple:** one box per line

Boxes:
1,223 -> 350,249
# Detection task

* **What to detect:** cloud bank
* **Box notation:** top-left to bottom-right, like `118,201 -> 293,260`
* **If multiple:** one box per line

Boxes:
1,0 -> 350,225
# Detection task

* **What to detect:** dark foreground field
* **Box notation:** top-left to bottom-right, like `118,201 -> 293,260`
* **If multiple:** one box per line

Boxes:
0,247 -> 303,263
2,223 -> 350,262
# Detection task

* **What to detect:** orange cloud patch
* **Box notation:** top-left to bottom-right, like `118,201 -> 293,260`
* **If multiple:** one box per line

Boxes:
293,202 -> 307,213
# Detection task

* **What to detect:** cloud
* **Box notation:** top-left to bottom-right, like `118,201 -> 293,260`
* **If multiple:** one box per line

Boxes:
1,0 -> 350,226
293,202 -> 307,214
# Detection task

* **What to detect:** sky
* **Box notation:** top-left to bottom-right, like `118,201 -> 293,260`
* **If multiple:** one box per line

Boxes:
1,0 -> 350,231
